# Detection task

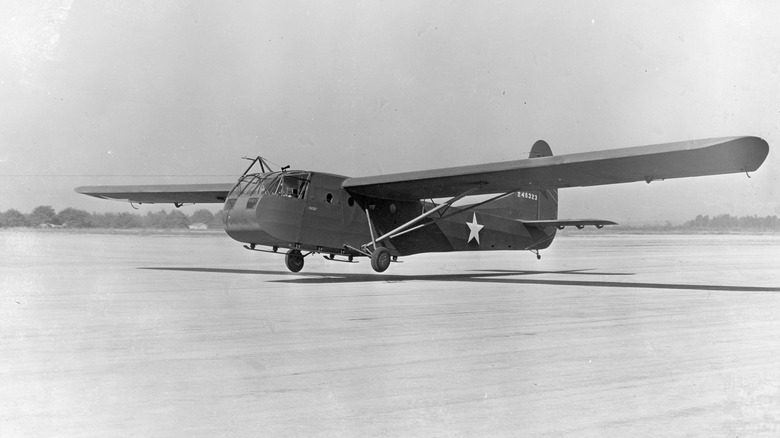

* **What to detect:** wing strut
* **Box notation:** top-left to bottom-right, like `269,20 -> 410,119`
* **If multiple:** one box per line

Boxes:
436,190 -> 517,220
382,190 -> 519,241
365,208 -> 379,250
362,185 -> 483,253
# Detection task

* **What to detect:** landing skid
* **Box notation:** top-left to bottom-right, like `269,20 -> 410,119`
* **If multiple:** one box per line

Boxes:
244,243 -> 364,271
323,254 -> 357,263
243,244 -> 282,255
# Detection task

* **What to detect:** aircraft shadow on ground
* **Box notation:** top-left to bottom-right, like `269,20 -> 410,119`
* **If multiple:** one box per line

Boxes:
139,267 -> 780,293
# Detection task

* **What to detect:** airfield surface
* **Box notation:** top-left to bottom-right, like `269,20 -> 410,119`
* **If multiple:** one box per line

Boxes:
2,230 -> 780,437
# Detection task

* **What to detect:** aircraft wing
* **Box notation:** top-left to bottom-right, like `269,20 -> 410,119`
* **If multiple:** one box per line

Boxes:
342,136 -> 769,201
75,183 -> 234,204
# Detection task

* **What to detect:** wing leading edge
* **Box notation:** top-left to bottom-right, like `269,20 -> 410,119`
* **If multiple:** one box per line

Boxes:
75,183 -> 234,204
342,136 -> 769,201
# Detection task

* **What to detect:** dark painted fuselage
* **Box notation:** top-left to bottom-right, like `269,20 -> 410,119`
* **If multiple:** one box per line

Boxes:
223,170 -> 556,258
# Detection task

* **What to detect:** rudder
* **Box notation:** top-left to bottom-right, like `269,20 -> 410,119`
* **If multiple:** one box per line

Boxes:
529,140 -> 558,221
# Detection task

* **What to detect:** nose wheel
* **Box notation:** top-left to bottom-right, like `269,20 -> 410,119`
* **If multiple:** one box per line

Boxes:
285,249 -> 305,272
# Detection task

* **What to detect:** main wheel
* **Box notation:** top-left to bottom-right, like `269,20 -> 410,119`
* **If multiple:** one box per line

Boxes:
370,247 -> 391,273
285,249 -> 304,272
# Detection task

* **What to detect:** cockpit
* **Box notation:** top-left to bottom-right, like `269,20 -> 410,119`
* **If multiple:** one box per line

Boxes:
226,171 -> 311,206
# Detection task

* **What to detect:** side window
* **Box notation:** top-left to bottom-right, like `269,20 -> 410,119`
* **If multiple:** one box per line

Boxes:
246,198 -> 259,209
280,176 -> 298,197
255,172 -> 311,199
274,173 -> 310,199
296,177 -> 309,199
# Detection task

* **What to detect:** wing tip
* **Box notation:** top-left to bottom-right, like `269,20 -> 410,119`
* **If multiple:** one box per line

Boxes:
74,186 -> 103,197
728,136 -> 769,171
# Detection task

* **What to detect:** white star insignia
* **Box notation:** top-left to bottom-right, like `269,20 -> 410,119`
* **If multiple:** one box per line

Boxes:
466,212 -> 484,245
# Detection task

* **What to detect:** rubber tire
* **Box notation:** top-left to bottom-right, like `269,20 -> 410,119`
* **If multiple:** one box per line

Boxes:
285,250 -> 304,273
370,247 -> 391,273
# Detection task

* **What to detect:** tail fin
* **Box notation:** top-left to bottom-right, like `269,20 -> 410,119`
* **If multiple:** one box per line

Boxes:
474,140 -> 558,220
528,139 -> 552,158
529,140 -> 558,221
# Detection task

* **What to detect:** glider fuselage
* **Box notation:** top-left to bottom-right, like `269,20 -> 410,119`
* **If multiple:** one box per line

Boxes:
223,170 -> 556,259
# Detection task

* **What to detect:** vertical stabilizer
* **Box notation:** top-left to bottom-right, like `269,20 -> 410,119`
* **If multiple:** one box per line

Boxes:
529,139 -> 552,158
529,140 -> 558,221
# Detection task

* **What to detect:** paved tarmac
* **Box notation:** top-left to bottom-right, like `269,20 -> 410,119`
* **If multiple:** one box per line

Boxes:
2,230 -> 780,437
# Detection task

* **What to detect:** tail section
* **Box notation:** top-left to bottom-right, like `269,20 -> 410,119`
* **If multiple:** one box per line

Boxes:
521,140 -> 616,232
475,140 -> 558,221
437,139 -> 615,257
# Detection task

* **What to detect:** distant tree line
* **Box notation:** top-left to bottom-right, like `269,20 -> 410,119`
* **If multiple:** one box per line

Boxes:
600,214 -> 780,232
0,206 -> 225,229
683,214 -> 780,231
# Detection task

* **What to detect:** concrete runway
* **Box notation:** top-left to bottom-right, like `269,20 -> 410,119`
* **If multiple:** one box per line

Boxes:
2,230 -> 780,437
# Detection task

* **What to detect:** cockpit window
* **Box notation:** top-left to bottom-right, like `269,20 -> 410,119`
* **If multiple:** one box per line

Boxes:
265,175 -> 281,195
228,179 -> 250,198
228,172 -> 279,198
228,175 -> 258,198
276,172 -> 309,199
249,173 -> 276,196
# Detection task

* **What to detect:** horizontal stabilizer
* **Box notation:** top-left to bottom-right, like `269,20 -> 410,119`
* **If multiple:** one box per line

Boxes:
75,183 -> 234,204
521,219 -> 617,230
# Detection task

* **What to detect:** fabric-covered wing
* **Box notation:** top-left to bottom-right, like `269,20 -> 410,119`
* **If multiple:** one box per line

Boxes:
342,136 -> 768,201
75,183 -> 235,204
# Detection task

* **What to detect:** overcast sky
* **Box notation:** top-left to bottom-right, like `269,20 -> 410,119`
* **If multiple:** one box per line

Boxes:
1,0 -> 778,224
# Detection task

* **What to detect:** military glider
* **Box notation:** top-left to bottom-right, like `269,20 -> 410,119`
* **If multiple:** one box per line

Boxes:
76,136 -> 769,273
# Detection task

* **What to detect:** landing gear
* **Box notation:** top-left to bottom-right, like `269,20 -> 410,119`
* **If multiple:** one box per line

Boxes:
285,249 -> 304,272
370,247 -> 391,273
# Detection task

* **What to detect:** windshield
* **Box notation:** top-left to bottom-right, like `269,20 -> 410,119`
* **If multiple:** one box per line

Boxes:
228,172 -> 274,198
